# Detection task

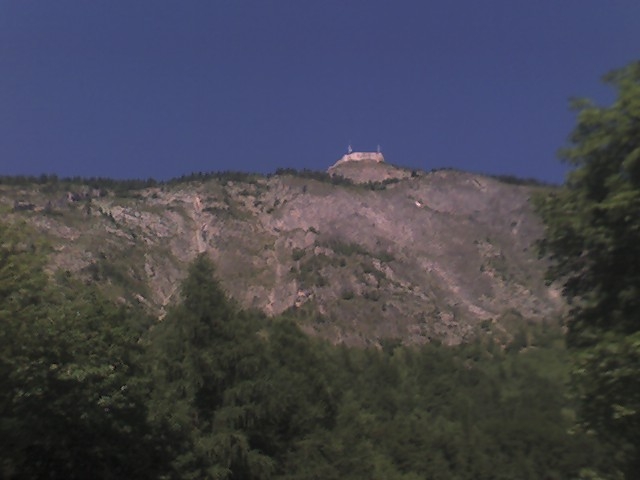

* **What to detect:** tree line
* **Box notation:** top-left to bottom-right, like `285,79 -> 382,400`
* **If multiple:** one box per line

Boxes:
0,229 -> 616,479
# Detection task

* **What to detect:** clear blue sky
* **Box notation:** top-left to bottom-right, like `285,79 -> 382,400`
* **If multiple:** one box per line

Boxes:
1,1 -> 639,183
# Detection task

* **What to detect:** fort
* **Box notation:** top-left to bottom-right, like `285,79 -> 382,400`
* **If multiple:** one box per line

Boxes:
329,146 -> 385,170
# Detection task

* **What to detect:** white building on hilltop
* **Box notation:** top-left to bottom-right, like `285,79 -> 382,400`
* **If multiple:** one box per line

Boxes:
330,145 -> 385,169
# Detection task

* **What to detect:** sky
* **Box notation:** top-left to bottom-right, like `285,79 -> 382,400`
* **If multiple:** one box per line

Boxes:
1,1 -> 639,183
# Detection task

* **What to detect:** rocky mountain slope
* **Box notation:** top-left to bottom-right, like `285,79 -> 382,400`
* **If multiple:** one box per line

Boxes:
1,161 -> 561,345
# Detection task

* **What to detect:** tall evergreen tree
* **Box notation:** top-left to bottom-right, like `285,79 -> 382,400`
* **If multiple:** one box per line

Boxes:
147,254 -> 273,480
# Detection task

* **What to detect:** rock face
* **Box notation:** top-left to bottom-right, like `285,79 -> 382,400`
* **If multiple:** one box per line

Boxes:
0,164 -> 561,345
329,151 -> 398,184
328,151 -> 414,184
330,151 -> 385,168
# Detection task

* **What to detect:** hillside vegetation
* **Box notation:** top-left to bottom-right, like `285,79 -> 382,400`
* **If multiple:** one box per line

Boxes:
0,232 -> 614,479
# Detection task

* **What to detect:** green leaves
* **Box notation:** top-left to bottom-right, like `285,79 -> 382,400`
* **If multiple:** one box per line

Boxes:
0,222 -> 165,479
0,224 -> 619,479
147,254 -> 276,480
536,61 -> 640,478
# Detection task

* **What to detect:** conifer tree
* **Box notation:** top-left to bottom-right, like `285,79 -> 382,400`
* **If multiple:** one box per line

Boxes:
147,254 -> 273,480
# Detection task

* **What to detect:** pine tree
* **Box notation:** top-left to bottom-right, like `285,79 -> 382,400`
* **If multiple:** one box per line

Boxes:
147,254 -> 273,480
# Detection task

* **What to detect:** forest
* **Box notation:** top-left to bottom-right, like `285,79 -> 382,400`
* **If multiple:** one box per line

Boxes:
2,61 -> 639,479
0,225 -> 616,479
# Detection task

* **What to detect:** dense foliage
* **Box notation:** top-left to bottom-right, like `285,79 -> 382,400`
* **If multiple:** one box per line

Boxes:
0,225 -> 615,479
0,222 -> 166,478
536,61 -> 640,478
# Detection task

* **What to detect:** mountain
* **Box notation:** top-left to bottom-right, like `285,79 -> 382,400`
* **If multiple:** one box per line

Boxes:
1,159 -> 561,345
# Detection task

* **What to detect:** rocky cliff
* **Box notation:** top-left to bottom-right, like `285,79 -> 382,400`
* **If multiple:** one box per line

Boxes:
0,163 -> 560,345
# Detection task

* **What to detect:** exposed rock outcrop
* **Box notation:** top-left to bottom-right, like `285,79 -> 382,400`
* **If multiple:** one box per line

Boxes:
0,166 -> 561,345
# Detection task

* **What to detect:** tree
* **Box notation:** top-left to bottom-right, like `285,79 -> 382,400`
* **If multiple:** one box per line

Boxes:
147,254 -> 274,480
536,61 -> 640,478
0,222 -> 164,479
